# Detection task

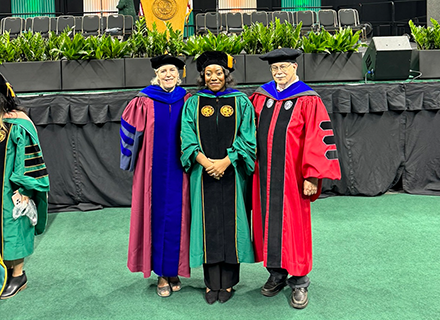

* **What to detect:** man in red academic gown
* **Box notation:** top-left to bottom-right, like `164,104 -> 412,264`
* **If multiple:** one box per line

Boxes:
250,48 -> 341,309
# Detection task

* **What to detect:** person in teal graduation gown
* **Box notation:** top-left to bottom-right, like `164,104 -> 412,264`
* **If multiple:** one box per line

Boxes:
180,51 -> 256,304
0,74 -> 50,300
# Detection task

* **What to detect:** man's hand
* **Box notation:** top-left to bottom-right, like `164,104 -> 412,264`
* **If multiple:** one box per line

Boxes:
303,177 -> 318,196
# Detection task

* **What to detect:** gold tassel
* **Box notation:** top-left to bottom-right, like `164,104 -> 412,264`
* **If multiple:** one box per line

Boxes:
227,55 -> 235,69
6,82 -> 15,98
182,65 -> 186,78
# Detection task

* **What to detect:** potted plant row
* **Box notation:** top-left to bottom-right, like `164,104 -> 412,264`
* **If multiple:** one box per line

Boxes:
409,18 -> 440,79
0,18 -> 366,92
301,27 -> 365,82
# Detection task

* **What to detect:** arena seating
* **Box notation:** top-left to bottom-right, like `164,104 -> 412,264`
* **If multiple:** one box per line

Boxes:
0,14 -> 133,38
194,8 -> 367,37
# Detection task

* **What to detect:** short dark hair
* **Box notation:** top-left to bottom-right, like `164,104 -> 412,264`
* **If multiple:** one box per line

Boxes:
196,67 -> 236,88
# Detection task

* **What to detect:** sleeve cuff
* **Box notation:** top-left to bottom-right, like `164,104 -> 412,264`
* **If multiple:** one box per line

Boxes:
227,148 -> 238,166
18,187 -> 34,198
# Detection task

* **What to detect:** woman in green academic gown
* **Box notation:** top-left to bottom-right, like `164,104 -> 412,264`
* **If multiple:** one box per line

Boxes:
0,74 -> 49,300
181,51 -> 256,304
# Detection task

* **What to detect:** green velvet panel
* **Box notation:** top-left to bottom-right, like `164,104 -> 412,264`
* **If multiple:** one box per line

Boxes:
11,0 -> 55,18
281,0 -> 321,11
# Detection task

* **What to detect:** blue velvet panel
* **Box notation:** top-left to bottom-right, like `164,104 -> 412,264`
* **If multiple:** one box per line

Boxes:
151,98 -> 185,277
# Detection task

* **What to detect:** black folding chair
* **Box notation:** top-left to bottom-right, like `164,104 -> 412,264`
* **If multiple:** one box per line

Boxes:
205,12 -> 223,34
272,11 -> 290,24
32,16 -> 51,37
57,15 -> 75,34
2,17 -> 23,38
106,14 -> 124,37
296,10 -> 317,34
82,15 -> 100,37
226,12 -> 243,34
195,13 -> 206,35
318,9 -> 339,33
338,8 -> 366,40
251,11 -> 268,26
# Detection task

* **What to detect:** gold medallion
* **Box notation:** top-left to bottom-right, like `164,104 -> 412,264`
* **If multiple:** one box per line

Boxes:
220,105 -> 234,117
152,0 -> 177,21
0,129 -> 6,142
201,105 -> 214,117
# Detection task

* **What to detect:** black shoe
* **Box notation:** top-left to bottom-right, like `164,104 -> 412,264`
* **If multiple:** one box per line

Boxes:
6,268 -> 13,284
261,276 -> 286,297
218,289 -> 233,303
1,271 -> 27,300
205,289 -> 218,304
289,287 -> 308,309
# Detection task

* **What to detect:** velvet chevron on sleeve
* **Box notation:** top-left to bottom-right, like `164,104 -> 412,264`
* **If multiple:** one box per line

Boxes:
1,118 -> 50,261
251,80 -> 341,276
122,85 -> 191,278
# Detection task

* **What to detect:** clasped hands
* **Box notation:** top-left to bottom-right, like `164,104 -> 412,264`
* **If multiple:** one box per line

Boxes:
206,157 -> 231,180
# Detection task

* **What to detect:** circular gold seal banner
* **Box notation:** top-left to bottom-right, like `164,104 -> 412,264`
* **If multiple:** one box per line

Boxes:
201,106 -> 215,117
220,105 -> 234,117
152,0 -> 177,21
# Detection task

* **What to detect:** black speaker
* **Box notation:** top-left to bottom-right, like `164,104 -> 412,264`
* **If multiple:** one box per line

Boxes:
362,36 -> 413,80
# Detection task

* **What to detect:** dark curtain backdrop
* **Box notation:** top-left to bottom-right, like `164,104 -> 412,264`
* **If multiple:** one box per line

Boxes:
322,0 -> 426,35
257,0 -> 281,11
193,0 -> 283,13
54,0 -> 83,15
1,2 -> 12,19
17,82 -> 440,212
192,0 -> 216,14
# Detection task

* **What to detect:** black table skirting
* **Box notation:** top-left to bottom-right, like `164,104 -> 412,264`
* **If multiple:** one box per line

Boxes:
18,81 -> 440,211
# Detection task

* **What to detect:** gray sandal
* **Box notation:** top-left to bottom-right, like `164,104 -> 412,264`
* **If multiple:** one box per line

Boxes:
156,277 -> 171,297
169,277 -> 181,292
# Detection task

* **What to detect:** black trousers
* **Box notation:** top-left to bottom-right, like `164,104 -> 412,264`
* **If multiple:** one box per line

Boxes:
203,262 -> 240,291
267,267 -> 310,289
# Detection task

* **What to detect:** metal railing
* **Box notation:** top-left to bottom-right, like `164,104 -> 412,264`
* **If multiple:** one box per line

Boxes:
339,0 -> 426,36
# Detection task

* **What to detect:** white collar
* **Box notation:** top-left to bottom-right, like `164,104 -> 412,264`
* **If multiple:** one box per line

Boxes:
277,76 -> 299,92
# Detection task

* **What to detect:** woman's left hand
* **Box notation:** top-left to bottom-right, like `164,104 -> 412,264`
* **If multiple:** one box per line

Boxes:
21,195 -> 30,205
206,156 -> 231,179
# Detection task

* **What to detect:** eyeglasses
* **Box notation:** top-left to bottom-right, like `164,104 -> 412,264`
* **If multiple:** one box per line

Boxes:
270,63 -> 293,73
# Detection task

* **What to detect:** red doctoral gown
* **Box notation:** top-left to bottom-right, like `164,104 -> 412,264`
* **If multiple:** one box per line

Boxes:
250,80 -> 341,276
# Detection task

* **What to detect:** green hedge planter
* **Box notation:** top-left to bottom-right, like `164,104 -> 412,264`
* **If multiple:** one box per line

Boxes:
0,61 -> 62,93
417,50 -> 440,79
303,52 -> 363,82
124,58 -> 154,88
61,59 -> 125,91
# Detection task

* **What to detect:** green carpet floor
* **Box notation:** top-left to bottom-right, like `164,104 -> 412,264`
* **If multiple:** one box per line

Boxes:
1,194 -> 439,320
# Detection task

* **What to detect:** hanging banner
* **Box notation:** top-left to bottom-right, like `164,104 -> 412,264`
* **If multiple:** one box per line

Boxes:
141,0 -> 187,33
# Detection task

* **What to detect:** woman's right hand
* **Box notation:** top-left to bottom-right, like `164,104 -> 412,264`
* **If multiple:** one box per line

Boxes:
196,152 -> 214,170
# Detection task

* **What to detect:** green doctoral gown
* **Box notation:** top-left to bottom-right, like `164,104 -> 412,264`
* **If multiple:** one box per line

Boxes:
1,118 -> 49,262
181,89 -> 256,268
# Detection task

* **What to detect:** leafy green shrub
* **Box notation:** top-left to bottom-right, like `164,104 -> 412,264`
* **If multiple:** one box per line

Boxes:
0,18 -> 366,64
49,32 -> 89,60
409,18 -> 440,50
301,27 -> 365,54
242,20 -> 302,54
0,32 -> 19,63
128,18 -> 185,57
88,35 -> 130,59
183,31 -> 243,58
13,32 -> 48,61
